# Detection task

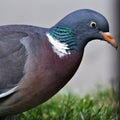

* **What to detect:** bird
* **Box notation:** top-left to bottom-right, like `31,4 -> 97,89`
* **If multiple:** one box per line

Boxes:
0,9 -> 118,119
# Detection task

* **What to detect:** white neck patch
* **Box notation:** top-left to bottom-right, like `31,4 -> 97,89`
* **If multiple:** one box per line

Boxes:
46,33 -> 71,58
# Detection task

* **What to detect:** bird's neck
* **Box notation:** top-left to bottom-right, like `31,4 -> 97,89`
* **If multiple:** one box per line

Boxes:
46,26 -> 78,58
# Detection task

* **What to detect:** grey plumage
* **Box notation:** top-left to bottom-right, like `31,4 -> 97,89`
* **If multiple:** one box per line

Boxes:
0,25 -> 43,94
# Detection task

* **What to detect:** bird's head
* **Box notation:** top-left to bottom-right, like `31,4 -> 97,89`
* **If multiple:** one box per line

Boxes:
47,9 -> 118,54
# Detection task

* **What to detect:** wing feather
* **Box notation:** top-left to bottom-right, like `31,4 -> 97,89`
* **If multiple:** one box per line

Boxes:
0,86 -> 18,98
0,25 -> 42,98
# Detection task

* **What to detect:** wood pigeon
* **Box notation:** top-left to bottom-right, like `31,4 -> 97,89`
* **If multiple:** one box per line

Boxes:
0,9 -> 117,118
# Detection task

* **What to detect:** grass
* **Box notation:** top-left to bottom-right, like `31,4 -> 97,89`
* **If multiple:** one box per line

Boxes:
19,89 -> 119,120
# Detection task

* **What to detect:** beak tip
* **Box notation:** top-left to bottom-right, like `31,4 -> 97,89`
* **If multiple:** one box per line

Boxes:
113,41 -> 118,50
100,32 -> 118,50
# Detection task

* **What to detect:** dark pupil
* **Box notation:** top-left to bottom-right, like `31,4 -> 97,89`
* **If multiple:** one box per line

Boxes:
92,23 -> 96,27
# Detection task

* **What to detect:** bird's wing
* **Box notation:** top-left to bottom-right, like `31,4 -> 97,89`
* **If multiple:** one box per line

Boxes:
0,25 -> 42,98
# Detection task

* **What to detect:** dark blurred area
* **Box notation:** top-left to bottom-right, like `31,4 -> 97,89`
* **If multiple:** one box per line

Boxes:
110,0 -> 120,119
116,0 -> 120,119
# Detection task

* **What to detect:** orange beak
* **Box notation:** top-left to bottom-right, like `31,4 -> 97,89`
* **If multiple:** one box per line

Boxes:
100,32 -> 118,49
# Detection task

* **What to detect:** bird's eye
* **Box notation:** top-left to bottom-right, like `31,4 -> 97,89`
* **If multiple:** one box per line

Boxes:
90,21 -> 97,28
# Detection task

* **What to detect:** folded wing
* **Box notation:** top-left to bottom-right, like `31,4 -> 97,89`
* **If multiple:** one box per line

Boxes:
0,25 -> 41,98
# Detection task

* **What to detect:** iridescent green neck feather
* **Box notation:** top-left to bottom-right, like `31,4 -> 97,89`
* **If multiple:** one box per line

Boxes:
48,26 -> 78,51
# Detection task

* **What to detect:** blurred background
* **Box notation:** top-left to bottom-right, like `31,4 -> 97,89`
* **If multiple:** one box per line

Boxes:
0,0 -> 119,95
